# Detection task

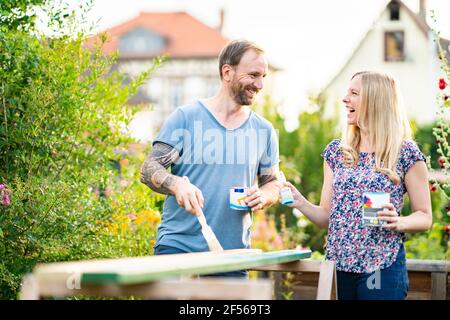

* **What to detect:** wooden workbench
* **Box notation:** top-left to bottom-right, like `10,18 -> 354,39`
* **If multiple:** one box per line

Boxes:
20,249 -> 315,300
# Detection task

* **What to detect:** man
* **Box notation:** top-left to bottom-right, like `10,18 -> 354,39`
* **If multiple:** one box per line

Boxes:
140,40 -> 280,274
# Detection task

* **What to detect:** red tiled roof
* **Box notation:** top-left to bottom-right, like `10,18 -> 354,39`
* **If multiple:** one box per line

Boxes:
95,11 -> 228,59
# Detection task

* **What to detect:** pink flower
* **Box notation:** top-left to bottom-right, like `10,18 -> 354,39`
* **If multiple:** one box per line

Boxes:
272,235 -> 283,249
105,187 -> 112,197
1,184 -> 11,207
2,193 -> 10,207
127,213 -> 136,220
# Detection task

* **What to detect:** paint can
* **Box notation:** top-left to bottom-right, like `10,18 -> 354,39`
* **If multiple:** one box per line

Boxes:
229,187 -> 250,210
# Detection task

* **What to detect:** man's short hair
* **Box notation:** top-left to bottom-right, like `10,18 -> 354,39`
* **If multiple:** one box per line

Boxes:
218,39 -> 264,79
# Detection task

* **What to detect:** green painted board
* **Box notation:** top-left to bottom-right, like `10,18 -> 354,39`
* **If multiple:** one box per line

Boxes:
81,249 -> 311,285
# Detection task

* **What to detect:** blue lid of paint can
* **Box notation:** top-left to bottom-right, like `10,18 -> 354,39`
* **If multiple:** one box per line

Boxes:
281,199 -> 294,205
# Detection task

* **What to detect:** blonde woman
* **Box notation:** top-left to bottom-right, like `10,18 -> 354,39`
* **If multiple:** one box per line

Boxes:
284,71 -> 432,300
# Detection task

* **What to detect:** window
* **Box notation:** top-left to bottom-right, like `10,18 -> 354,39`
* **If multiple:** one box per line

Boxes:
388,0 -> 400,21
119,27 -> 165,56
384,31 -> 405,61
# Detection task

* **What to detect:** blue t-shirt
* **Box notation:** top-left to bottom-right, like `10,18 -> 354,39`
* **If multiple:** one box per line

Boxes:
152,100 -> 279,252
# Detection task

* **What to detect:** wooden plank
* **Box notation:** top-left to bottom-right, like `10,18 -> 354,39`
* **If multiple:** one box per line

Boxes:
406,271 -> 433,300
33,249 -> 264,287
273,272 -> 284,300
406,291 -> 431,300
35,249 -> 263,274
36,278 -> 273,300
407,259 -> 448,300
19,274 -> 39,300
292,286 -> 317,300
148,278 -> 273,300
83,249 -> 312,284
281,273 -> 317,300
316,260 -> 335,300
408,271 -> 431,292
431,272 -> 447,300
407,259 -> 449,272
33,249 -> 311,286
291,272 -> 338,300
292,272 -> 320,285
261,260 -> 337,300
252,259 -> 322,273
448,273 -> 450,300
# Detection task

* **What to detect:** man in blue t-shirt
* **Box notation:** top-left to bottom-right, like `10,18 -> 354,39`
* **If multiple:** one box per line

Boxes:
140,40 -> 280,275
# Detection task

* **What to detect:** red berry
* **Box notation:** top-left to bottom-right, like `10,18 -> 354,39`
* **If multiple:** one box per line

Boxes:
445,225 -> 450,234
446,204 -> 450,212
438,157 -> 446,167
429,183 -> 438,192
445,95 -> 449,101
436,139 -> 441,144
439,78 -> 447,90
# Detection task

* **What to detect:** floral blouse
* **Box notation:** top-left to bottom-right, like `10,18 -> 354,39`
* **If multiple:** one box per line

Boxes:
322,139 -> 426,273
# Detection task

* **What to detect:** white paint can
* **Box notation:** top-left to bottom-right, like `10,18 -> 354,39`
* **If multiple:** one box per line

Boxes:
229,187 -> 250,210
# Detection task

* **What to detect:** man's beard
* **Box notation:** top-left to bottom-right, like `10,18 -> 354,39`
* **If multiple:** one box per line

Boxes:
230,79 -> 258,106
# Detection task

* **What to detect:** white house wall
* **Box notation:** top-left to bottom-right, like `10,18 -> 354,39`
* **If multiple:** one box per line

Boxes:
119,58 -> 221,142
324,7 -> 440,127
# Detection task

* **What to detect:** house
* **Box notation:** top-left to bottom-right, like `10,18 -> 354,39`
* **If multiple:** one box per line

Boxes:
95,11 -> 276,142
321,0 -> 450,126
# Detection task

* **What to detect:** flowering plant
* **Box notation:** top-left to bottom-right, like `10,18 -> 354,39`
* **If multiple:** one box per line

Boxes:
428,13 -> 450,257
0,184 -> 11,207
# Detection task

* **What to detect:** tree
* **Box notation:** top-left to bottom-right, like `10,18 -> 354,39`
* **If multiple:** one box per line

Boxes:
0,0 -> 47,32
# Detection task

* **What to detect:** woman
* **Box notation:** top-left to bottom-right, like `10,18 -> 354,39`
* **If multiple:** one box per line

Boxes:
283,71 -> 432,300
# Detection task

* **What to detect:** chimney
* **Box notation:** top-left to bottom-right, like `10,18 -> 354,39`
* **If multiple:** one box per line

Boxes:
419,0 -> 427,22
217,8 -> 225,33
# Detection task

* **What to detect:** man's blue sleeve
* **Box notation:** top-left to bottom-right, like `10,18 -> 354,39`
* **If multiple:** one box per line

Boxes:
258,125 -> 280,174
152,108 -> 185,154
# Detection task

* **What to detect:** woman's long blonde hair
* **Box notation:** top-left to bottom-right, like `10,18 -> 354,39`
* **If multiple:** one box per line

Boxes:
341,71 -> 412,184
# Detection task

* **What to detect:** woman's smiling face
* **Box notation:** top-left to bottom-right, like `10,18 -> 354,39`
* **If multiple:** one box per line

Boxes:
342,75 -> 362,126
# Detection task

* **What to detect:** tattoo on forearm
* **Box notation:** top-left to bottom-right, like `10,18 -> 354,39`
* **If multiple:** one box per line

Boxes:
258,166 -> 278,188
140,142 -> 181,195
150,142 -> 180,168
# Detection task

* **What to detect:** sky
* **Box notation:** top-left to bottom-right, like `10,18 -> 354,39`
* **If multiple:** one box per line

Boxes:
86,0 -> 450,130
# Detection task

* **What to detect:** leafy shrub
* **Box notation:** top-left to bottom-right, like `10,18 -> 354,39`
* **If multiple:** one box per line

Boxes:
0,1 -> 164,299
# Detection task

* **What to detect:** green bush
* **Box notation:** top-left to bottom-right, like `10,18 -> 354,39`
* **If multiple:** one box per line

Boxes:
0,1 -> 164,299
401,122 -> 449,259
92,150 -> 165,257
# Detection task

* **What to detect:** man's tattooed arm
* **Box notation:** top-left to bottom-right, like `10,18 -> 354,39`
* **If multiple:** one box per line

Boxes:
258,165 -> 279,188
140,142 -> 181,195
